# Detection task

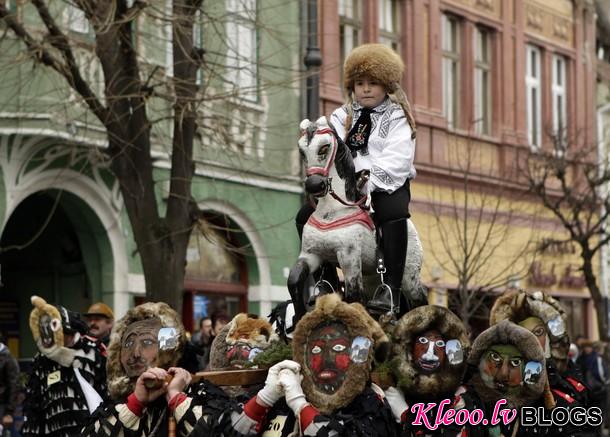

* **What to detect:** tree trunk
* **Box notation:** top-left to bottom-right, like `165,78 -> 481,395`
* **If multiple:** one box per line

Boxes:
582,253 -> 609,342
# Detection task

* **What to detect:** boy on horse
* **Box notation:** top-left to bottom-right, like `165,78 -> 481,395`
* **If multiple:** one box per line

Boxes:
296,43 -> 417,316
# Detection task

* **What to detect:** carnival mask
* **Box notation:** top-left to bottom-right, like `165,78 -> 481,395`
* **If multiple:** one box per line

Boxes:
306,321 -> 357,394
39,312 -> 61,348
518,316 -> 550,358
226,341 -> 263,368
413,330 -> 446,373
120,318 -> 162,378
479,344 -> 524,395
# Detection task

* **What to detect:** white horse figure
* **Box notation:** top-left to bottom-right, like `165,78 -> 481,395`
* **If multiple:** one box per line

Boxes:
288,116 -> 425,321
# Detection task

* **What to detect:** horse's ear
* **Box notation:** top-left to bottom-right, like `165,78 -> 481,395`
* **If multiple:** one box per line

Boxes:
316,116 -> 329,128
299,118 -> 311,135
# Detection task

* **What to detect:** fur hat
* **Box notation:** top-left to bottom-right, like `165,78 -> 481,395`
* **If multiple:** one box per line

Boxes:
106,302 -> 185,401
490,290 -> 569,366
292,293 -> 389,414
343,43 -> 404,93
209,313 -> 278,371
468,320 -> 551,409
391,305 -> 470,401
342,43 -> 417,139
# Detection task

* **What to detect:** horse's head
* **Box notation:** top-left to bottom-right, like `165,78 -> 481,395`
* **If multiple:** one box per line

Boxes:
298,116 -> 357,200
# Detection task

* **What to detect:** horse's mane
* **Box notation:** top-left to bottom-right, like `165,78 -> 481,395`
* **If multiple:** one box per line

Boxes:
328,124 -> 358,202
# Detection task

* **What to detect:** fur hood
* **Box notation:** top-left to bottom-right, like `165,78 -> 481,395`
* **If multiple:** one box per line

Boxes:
106,302 -> 185,401
292,293 -> 389,414
490,290 -> 569,365
343,43 -> 404,92
391,305 -> 470,401
468,320 -> 549,409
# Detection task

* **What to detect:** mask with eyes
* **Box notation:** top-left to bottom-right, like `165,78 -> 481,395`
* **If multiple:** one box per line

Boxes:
413,330 -> 446,373
29,295 -> 66,351
120,318 -> 162,379
391,306 -> 469,401
304,322 -> 371,394
469,321 -> 547,409
293,293 -> 389,414
105,302 -> 186,401
518,316 -> 551,359
479,344 -> 525,396
210,313 -> 279,371
490,290 -> 570,372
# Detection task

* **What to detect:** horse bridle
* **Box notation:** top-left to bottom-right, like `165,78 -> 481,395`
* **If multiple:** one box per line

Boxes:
305,128 -> 369,209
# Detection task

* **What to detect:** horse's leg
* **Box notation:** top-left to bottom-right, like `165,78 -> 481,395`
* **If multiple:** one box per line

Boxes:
337,248 -> 363,304
287,255 -> 321,323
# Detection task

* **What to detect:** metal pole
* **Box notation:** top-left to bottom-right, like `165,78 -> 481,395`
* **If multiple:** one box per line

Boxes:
303,0 -> 322,120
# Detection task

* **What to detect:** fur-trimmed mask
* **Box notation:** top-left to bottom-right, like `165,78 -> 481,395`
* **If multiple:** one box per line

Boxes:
391,305 -> 470,401
490,290 -> 570,372
292,293 -> 390,414
209,313 -> 278,370
469,321 -> 548,410
106,302 -> 186,401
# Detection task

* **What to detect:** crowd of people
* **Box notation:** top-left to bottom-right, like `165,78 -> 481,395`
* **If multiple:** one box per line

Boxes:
2,287 -> 606,437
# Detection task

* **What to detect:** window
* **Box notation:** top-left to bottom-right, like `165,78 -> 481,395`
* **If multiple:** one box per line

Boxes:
526,44 -> 542,148
65,5 -> 89,34
339,0 -> 361,71
226,0 -> 258,101
442,14 -> 460,129
378,0 -> 400,51
474,27 -> 491,135
552,55 -> 567,139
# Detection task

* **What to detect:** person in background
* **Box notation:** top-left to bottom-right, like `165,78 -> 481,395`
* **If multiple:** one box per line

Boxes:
211,311 -> 229,337
23,296 -> 107,437
0,332 -> 20,435
578,340 -> 608,422
190,317 -> 213,371
84,302 -> 115,346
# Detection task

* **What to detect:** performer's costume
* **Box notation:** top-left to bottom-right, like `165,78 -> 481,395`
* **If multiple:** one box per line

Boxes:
382,305 -> 470,436
239,293 -> 398,436
81,303 -> 252,437
489,290 -> 598,436
23,296 -> 107,437
452,320 -> 551,437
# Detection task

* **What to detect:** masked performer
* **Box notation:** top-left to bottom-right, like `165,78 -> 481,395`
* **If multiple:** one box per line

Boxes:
23,296 -> 107,437
236,293 -> 397,436
489,289 -> 598,436
451,320 -> 552,437
83,302 -> 286,436
379,305 -> 469,436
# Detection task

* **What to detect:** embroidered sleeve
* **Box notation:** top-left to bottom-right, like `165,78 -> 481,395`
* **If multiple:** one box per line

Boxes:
370,112 -> 416,193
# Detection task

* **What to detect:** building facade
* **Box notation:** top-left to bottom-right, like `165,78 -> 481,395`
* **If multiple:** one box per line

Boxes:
0,0 -> 304,357
317,0 -> 601,338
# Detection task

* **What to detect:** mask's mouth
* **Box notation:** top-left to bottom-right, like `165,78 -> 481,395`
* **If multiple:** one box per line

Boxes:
417,359 -> 440,372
